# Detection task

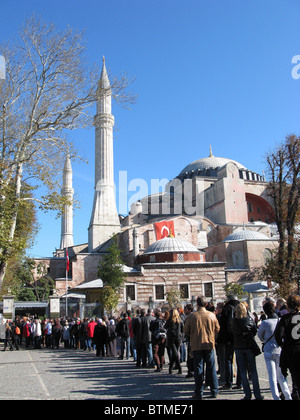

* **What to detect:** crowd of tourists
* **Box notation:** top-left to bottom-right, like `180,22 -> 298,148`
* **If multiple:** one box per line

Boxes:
1,293 -> 300,400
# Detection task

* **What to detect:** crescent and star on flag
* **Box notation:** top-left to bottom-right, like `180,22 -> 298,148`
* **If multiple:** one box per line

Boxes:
155,220 -> 175,240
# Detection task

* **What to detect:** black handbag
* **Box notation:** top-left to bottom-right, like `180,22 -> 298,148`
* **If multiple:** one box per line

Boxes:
236,317 -> 261,356
249,337 -> 261,356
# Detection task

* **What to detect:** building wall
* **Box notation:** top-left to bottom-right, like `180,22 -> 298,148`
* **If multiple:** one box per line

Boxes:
205,239 -> 278,284
119,215 -> 202,267
119,262 -> 227,310
52,253 -> 103,295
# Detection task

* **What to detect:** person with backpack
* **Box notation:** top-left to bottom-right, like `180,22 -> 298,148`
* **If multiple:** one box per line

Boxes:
116,313 -> 130,359
275,294 -> 300,400
216,294 -> 240,390
150,309 -> 166,372
13,318 -> 21,348
12,322 -> 20,349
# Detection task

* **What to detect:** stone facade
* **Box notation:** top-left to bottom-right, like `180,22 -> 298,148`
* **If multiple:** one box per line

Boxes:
32,62 -> 280,313
119,262 -> 226,310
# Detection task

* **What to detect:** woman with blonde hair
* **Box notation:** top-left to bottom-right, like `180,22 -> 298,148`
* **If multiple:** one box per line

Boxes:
231,303 -> 263,400
165,308 -> 184,374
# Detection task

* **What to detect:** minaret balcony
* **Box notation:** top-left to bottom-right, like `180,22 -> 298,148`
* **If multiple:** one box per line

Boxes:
93,113 -> 114,127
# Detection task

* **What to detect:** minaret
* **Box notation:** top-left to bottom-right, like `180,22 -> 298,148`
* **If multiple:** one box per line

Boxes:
88,57 -> 120,251
60,154 -> 74,249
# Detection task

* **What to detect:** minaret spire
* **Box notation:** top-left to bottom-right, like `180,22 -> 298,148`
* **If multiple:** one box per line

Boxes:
88,58 -> 120,251
60,154 -> 74,249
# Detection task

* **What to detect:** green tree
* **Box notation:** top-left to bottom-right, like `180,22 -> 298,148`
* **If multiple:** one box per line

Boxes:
0,16 -> 136,289
97,237 -> 126,314
224,282 -> 246,300
4,257 -> 54,301
166,286 -> 183,309
0,182 -> 39,296
99,285 -> 120,316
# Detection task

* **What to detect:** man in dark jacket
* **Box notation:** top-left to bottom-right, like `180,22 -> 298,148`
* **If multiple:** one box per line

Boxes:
140,309 -> 155,367
132,309 -> 144,367
275,294 -> 300,400
116,313 -> 130,359
216,294 -> 239,389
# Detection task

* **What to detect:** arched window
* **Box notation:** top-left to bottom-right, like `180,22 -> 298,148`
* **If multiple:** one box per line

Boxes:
263,248 -> 272,264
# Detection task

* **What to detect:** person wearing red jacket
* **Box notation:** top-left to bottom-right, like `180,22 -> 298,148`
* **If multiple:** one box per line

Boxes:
23,321 -> 31,348
86,318 -> 97,350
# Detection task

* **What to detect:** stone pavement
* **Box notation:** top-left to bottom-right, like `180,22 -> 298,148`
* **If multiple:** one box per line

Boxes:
0,342 -> 291,401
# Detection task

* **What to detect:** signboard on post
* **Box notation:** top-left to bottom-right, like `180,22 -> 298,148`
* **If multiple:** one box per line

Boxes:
3,295 -> 15,319
49,295 -> 60,319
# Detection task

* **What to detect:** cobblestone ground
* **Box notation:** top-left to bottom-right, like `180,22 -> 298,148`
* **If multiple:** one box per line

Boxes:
0,341 -> 292,401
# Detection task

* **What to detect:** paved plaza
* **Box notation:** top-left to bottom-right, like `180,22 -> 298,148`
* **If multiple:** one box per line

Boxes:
0,341 -> 291,401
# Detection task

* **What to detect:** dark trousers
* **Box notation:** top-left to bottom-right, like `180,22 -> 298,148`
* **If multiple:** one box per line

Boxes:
224,343 -> 234,388
289,350 -> 300,400
3,339 -> 13,351
120,336 -> 130,359
169,341 -> 181,373
46,334 -> 53,348
34,336 -> 41,349
96,344 -> 105,357
135,340 -> 143,366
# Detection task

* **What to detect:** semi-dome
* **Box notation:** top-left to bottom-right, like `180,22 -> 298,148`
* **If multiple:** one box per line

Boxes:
223,229 -> 271,242
179,155 -> 246,178
144,237 -> 199,254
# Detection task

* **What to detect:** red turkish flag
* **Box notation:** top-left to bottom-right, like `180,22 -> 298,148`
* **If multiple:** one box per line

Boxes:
66,249 -> 69,272
155,220 -> 175,240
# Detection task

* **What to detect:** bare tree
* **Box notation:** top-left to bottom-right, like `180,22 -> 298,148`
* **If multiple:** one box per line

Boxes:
0,16 -> 136,288
264,134 -> 300,293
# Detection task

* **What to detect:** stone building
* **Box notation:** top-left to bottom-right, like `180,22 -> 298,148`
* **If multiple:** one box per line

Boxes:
36,60 -> 279,313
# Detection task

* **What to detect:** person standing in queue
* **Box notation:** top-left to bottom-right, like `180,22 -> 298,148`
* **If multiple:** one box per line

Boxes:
165,308 -> 184,375
184,296 -> 220,400
275,294 -> 300,400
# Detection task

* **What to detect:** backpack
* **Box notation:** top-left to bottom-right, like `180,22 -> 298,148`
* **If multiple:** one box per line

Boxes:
15,326 -> 20,335
150,319 -> 166,341
226,305 -> 236,335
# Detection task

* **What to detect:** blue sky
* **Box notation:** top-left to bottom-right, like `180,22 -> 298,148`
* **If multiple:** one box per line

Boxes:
0,0 -> 299,258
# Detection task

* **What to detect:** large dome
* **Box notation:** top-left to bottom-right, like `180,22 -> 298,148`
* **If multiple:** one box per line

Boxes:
144,237 -> 199,254
178,155 -> 246,178
223,229 -> 271,242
